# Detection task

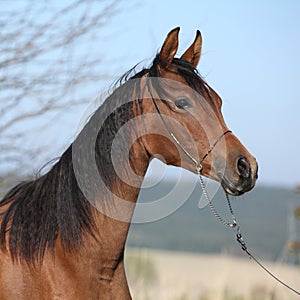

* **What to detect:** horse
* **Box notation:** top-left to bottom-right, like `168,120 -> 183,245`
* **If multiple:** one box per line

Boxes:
0,27 -> 258,299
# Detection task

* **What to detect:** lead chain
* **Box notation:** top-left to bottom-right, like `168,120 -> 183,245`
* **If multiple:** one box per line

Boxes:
196,164 -> 300,296
196,164 -> 237,228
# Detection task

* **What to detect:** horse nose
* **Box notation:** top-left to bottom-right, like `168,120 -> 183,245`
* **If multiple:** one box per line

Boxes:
236,157 -> 251,179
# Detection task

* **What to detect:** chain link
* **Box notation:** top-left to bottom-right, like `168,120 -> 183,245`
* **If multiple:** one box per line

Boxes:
196,165 -> 237,228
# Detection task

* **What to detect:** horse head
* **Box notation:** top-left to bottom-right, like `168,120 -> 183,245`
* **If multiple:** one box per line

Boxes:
139,27 -> 258,196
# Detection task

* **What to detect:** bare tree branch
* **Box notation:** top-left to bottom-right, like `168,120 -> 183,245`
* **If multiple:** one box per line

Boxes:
0,0 -> 123,184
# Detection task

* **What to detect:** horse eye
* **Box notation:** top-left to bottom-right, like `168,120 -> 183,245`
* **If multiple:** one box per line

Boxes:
174,98 -> 192,109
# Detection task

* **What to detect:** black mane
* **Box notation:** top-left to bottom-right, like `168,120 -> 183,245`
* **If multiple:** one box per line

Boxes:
0,147 -> 93,264
0,54 -> 210,264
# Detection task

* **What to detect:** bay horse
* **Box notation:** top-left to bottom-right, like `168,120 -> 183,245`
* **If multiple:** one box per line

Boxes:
0,28 -> 258,299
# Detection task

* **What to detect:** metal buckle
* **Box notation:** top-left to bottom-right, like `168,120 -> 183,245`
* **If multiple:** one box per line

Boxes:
195,162 -> 202,174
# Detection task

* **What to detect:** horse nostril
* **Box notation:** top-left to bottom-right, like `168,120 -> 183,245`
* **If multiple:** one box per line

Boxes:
237,157 -> 251,179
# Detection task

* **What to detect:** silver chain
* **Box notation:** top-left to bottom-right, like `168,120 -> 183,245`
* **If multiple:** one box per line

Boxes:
149,81 -> 300,296
196,164 -> 237,228
195,164 -> 300,296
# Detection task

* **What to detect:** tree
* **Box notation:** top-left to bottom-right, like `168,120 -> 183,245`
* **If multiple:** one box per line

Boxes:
0,0 -> 121,187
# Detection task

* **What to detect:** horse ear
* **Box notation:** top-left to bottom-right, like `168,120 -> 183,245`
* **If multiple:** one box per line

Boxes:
180,30 -> 202,68
159,27 -> 180,67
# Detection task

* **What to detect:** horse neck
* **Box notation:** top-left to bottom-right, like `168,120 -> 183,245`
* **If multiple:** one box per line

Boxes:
73,89 -> 150,206
71,87 -> 150,261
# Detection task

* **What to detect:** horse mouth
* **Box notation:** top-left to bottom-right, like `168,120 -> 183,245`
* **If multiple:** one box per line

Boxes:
218,173 -> 252,196
221,181 -> 245,196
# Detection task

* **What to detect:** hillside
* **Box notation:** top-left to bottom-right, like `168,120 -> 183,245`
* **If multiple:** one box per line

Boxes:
127,179 -> 300,260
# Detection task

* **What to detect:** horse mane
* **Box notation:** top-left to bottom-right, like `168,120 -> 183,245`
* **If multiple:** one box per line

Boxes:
0,54 -> 210,265
0,147 -> 94,264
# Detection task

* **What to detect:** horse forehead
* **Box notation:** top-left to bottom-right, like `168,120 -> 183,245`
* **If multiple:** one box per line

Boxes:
159,65 -> 187,83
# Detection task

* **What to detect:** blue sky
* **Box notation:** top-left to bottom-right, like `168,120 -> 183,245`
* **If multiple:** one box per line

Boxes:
102,0 -> 300,187
4,1 -> 300,188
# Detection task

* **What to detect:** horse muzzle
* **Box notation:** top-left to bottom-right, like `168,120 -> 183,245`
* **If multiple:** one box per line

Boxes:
218,156 -> 258,196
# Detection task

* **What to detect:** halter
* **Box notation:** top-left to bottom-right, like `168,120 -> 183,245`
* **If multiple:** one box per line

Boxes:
148,80 -> 236,227
147,79 -> 300,296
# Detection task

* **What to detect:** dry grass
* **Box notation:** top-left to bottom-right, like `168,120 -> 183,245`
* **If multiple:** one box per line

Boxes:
125,248 -> 300,300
